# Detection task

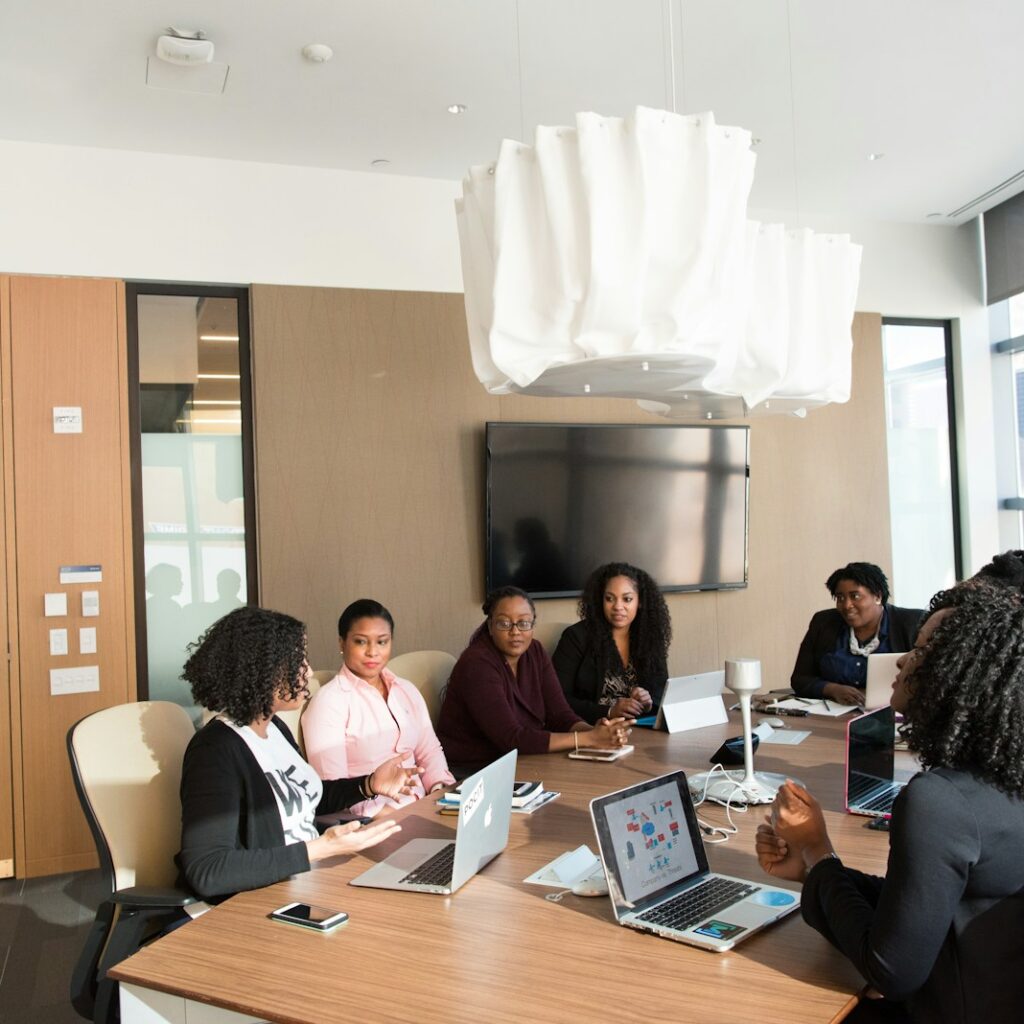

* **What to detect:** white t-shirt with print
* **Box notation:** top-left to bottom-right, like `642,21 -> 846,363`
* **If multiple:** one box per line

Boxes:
224,718 -> 323,845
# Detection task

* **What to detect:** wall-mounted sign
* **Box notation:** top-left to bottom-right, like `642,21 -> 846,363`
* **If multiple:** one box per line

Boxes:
52,407 -> 83,433
60,564 -> 102,584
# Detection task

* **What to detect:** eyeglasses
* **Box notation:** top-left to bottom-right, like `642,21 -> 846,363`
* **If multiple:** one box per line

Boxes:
492,618 -> 535,632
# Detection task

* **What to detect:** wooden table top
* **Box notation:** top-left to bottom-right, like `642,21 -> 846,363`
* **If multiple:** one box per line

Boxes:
112,712 -> 907,1024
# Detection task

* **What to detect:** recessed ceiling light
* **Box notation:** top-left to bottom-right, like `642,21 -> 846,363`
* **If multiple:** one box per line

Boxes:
370,158 -> 391,168
926,212 -> 943,219
302,43 -> 333,63
447,103 -> 467,115
867,152 -> 885,161
751,137 -> 762,148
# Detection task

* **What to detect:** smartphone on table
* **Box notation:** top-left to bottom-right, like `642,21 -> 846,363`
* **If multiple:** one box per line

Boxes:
269,902 -> 349,933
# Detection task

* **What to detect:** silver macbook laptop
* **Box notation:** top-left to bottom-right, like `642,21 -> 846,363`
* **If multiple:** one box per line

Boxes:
864,652 -> 902,709
846,705 -> 904,818
350,749 -> 516,895
590,771 -> 800,952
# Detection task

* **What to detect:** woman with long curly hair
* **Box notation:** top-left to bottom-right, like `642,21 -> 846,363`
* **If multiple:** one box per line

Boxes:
756,585 -> 1024,1022
177,606 -> 419,901
552,562 -> 672,724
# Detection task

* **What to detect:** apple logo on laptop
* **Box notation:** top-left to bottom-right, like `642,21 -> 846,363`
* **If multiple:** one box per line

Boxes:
484,804 -> 493,828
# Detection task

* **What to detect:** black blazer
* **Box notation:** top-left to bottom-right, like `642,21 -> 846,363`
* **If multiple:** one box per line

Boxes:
552,620 -> 668,724
790,605 -> 923,698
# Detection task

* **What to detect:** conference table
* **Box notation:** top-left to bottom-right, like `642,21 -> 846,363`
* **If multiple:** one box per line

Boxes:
112,711 -> 910,1024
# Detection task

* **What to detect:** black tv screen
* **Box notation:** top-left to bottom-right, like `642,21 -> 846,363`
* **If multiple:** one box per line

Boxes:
486,423 -> 749,598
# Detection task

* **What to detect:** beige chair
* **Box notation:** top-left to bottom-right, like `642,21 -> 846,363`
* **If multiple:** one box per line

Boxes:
532,620 -> 573,655
68,701 -> 198,1024
388,650 -> 457,723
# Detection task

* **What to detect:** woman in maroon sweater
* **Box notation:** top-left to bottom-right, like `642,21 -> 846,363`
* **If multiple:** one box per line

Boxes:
437,587 -> 632,775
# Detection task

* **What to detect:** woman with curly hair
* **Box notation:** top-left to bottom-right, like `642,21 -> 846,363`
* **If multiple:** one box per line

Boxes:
791,561 -> 923,706
437,586 -> 632,775
177,606 -> 419,901
757,586 -> 1024,1022
552,562 -> 671,724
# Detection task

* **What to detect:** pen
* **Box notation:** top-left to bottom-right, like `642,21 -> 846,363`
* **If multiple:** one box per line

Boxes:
822,700 -> 834,712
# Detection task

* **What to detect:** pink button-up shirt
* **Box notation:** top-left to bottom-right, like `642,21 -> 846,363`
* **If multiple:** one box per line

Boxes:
302,664 -> 455,817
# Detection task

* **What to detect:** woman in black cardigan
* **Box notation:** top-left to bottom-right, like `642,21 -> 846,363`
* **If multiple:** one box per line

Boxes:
790,562 -> 922,706
177,606 -> 418,901
552,562 -> 671,724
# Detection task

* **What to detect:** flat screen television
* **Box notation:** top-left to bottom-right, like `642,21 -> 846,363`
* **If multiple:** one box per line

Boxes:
486,422 -> 749,598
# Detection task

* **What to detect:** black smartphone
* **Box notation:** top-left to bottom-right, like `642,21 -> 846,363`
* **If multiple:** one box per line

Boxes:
268,902 -> 349,932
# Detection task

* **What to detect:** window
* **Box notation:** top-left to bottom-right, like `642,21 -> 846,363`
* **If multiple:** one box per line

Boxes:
127,285 -> 257,714
882,319 -> 960,607
993,292 -> 1024,547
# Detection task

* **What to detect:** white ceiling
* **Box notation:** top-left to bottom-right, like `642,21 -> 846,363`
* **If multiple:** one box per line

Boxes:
2,0 -> 1023,225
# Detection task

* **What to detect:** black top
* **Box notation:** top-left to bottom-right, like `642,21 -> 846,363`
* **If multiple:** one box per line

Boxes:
790,605 -> 922,698
801,767 -> 1024,1023
177,718 -> 365,901
551,620 -> 668,724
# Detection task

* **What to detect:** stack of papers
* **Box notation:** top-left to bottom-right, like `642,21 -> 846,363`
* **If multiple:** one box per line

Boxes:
768,697 -> 858,717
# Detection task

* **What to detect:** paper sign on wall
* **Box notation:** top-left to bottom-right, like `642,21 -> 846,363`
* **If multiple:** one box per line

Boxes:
50,665 -> 100,696
81,591 -> 100,617
60,564 -> 102,584
44,592 -> 68,617
53,407 -> 83,434
49,629 -> 68,656
79,627 -> 97,655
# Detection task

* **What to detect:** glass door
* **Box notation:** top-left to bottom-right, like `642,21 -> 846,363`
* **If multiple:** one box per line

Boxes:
127,284 -> 257,714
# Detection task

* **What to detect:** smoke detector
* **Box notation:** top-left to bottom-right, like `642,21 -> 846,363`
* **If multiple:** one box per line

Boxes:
156,28 -> 215,66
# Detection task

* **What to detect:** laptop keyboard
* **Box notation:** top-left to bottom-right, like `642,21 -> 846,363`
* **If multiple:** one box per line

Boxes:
398,843 -> 455,887
637,877 -> 758,931
849,777 -> 902,814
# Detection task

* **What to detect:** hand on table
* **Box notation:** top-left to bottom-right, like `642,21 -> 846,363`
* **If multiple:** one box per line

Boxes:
308,818 -> 402,863
590,716 -> 634,748
369,754 -> 423,800
822,683 -> 865,706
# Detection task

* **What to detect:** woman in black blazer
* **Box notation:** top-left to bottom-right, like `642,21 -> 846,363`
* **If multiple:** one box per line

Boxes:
790,562 -> 922,705
552,562 -> 671,724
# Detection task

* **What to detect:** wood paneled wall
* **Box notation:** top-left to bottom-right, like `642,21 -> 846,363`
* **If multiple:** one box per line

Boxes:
1,275 -> 135,877
252,285 -> 891,689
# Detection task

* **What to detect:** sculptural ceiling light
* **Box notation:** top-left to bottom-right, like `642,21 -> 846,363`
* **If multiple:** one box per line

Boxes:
455,107 -> 862,419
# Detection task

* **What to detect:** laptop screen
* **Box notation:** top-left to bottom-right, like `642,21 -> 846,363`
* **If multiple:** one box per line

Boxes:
848,705 -> 895,791
591,772 -> 708,914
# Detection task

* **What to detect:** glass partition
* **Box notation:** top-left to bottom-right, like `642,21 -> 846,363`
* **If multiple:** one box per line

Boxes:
129,287 -> 255,714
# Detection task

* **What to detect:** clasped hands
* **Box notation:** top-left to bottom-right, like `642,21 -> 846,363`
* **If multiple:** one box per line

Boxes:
609,686 -> 653,720
755,779 -> 836,883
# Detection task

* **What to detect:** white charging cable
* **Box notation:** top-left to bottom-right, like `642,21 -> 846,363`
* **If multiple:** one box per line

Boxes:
692,762 -> 748,844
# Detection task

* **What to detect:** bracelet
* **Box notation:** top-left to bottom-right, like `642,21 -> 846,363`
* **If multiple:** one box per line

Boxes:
574,731 -> 579,753
361,774 -> 375,799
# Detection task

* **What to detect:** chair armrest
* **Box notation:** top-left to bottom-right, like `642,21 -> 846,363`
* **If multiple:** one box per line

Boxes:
112,885 -> 197,908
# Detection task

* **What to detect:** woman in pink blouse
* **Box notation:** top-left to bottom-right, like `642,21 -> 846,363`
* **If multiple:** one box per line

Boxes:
303,599 -> 455,817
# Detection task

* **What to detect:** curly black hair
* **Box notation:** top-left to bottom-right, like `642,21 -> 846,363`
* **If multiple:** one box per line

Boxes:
577,562 -> 671,684
906,586 -> 1024,799
182,606 -> 307,726
825,562 -> 890,605
928,550 -> 1024,615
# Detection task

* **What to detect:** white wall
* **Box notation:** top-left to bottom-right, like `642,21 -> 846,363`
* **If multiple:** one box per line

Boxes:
0,138 -> 1000,567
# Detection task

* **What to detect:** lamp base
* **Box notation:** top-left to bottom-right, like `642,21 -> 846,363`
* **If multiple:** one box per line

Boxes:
688,770 -> 796,807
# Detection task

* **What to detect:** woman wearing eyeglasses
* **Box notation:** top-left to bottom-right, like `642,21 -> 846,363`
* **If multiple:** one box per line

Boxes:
790,562 -> 922,706
437,586 -> 633,776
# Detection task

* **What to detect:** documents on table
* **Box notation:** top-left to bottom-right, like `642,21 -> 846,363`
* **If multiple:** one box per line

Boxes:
767,697 -> 858,717
753,723 -> 810,746
524,844 -> 603,888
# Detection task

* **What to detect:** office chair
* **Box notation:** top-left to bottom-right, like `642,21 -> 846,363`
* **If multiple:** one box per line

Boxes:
531,620 -> 572,655
387,650 -> 457,724
68,701 -> 198,1024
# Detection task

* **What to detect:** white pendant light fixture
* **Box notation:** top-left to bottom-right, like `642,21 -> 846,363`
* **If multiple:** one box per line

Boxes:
454,5 -> 861,420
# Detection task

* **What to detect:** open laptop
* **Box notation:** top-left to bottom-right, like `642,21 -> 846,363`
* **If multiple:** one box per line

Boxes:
864,652 -> 902,709
636,671 -> 727,733
350,749 -> 516,895
590,771 -> 799,952
846,705 -> 904,818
